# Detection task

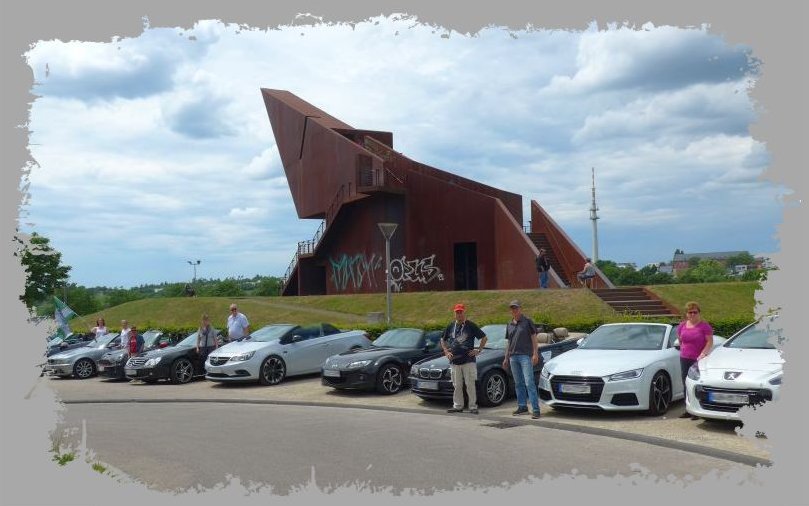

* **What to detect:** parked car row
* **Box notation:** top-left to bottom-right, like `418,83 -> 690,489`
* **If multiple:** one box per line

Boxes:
42,317 -> 784,420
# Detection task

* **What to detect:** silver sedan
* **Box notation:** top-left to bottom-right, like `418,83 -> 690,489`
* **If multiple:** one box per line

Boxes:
44,333 -> 121,379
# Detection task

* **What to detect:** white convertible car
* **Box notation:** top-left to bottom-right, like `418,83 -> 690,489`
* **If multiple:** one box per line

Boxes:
685,314 -> 784,421
539,322 -> 725,416
205,323 -> 371,385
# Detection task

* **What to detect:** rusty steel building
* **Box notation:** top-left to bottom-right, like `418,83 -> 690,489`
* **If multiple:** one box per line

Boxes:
262,89 -> 611,296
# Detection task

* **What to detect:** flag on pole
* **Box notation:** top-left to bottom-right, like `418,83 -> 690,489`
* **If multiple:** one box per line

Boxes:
53,296 -> 76,338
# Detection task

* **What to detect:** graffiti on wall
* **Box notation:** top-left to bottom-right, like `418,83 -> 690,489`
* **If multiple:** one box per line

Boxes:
329,253 -> 383,291
329,252 -> 445,292
390,254 -> 444,292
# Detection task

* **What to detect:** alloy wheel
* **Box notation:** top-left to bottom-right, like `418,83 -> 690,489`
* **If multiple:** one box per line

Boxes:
486,372 -> 506,405
75,359 -> 94,379
175,360 -> 194,384
381,366 -> 402,393
262,357 -> 286,385
651,373 -> 671,414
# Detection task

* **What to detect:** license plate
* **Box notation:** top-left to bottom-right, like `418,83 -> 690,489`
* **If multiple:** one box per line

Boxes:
708,392 -> 749,404
124,369 -> 137,376
98,366 -> 106,371
559,383 -> 591,394
323,369 -> 341,377
418,380 -> 438,390
207,366 -> 221,374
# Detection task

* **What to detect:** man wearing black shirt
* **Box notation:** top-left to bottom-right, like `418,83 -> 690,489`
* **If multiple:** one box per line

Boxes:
441,303 -> 487,414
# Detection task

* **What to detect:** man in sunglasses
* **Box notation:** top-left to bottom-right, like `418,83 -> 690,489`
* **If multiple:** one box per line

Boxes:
226,303 -> 250,343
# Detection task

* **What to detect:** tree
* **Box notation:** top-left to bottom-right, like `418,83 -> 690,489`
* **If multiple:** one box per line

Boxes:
64,284 -> 99,315
725,252 -> 755,268
211,279 -> 244,297
254,276 -> 281,296
17,232 -> 71,310
678,259 -> 730,283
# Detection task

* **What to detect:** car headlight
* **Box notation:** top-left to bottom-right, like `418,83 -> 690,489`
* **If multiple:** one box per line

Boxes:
230,351 -> 256,362
410,365 -> 418,376
768,375 -> 782,385
687,364 -> 701,380
540,366 -> 550,379
144,357 -> 162,368
608,368 -> 644,382
346,360 -> 372,370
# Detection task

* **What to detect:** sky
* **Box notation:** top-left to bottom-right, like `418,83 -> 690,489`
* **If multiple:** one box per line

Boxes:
20,15 -> 786,288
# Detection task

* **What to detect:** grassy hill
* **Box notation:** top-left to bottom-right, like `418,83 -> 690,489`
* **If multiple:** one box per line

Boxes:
75,282 -> 762,336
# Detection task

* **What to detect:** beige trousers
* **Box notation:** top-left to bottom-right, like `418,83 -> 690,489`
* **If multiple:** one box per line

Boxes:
450,362 -> 478,410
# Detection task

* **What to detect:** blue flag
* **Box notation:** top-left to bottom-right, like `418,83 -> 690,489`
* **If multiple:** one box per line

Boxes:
53,296 -> 76,337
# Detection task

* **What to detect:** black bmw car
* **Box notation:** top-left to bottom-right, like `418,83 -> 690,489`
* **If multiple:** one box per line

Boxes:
124,329 -> 221,384
321,328 -> 443,394
98,330 -> 170,380
409,324 -> 582,407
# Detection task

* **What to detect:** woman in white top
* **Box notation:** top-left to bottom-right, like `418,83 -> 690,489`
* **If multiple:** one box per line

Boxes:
91,318 -> 108,339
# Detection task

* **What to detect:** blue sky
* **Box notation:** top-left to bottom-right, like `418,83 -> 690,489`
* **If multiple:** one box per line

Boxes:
20,16 -> 786,288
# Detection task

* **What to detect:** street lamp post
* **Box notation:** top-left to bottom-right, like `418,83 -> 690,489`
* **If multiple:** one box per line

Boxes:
187,259 -> 201,285
377,223 -> 398,325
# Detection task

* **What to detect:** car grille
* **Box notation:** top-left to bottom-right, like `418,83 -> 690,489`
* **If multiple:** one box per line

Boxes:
418,368 -> 444,380
127,357 -> 148,367
549,375 -> 605,402
696,386 -> 772,413
209,357 -> 229,366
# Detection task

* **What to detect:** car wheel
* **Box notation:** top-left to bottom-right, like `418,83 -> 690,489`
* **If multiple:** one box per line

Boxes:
479,370 -> 508,407
376,364 -> 403,395
169,358 -> 194,384
73,358 -> 95,379
647,371 -> 672,416
259,355 -> 286,385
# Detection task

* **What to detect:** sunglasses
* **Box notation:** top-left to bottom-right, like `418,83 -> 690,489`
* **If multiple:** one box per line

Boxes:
230,308 -> 238,311
687,310 -> 700,315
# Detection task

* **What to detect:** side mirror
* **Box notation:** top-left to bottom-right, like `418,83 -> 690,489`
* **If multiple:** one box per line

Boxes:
292,334 -> 304,343
673,339 -> 681,350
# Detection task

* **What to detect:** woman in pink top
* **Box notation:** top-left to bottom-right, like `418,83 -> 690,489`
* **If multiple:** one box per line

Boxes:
677,301 -> 713,417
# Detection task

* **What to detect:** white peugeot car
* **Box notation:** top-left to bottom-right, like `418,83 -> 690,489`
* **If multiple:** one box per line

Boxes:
205,323 -> 371,385
685,315 -> 784,421
539,323 -> 725,416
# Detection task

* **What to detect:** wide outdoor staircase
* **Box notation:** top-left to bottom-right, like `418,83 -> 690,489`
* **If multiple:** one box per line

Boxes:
591,287 -> 679,318
526,232 -> 570,286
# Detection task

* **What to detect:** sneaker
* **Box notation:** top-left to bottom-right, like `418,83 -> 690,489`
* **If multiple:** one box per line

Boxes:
512,407 -> 529,416
447,408 -> 464,413
469,408 -> 479,415
531,411 -> 541,419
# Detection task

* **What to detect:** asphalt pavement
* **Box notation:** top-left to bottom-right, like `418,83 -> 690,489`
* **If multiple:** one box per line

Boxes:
38,372 -> 772,464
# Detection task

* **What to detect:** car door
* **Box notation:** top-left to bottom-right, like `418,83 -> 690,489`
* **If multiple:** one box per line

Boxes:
403,331 -> 442,370
664,325 -> 684,398
278,326 -> 319,375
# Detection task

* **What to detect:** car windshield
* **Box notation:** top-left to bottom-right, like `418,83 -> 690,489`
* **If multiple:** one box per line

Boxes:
143,330 -> 162,347
90,333 -> 119,348
725,318 -> 781,349
373,328 -> 423,348
49,336 -> 66,346
578,324 -> 667,350
480,324 -> 507,349
250,325 -> 296,342
177,331 -> 199,347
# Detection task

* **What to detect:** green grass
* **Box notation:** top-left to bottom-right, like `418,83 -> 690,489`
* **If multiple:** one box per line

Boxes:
78,282 -> 759,335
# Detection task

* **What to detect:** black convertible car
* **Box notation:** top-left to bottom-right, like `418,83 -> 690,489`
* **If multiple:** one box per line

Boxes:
124,329 -> 221,384
321,328 -> 443,394
409,324 -> 582,407
98,330 -> 170,380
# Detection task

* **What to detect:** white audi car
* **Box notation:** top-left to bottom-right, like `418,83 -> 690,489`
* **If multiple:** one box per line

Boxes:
205,323 -> 371,385
539,323 -> 725,416
685,315 -> 784,421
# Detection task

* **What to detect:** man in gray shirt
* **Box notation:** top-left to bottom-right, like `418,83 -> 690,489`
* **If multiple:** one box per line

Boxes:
502,300 -> 541,419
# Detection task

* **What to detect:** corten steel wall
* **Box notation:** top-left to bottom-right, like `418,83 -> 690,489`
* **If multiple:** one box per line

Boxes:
319,194 -> 406,294
493,199 -> 547,289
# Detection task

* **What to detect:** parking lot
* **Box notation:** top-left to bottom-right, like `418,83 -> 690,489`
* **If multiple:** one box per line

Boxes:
41,373 -> 772,464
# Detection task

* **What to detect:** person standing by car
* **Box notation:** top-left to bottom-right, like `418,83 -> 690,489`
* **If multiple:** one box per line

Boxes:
128,326 -> 144,355
196,314 -> 217,360
119,319 -> 131,350
441,303 -> 487,415
536,249 -> 551,289
677,301 -> 714,418
502,300 -> 541,419
226,303 -> 250,343
91,318 -> 108,339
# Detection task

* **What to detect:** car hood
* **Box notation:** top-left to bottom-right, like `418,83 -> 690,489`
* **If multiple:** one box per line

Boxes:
138,345 -> 192,360
413,348 -> 505,370
544,349 -> 663,377
325,346 -> 413,366
700,346 -> 783,374
101,348 -> 128,360
210,339 -> 280,356
50,346 -> 99,360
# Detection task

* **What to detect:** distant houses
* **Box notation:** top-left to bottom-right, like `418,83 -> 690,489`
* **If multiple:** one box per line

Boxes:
670,250 -> 768,276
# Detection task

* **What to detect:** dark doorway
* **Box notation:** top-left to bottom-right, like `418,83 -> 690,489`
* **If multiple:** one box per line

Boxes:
454,242 -> 478,290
